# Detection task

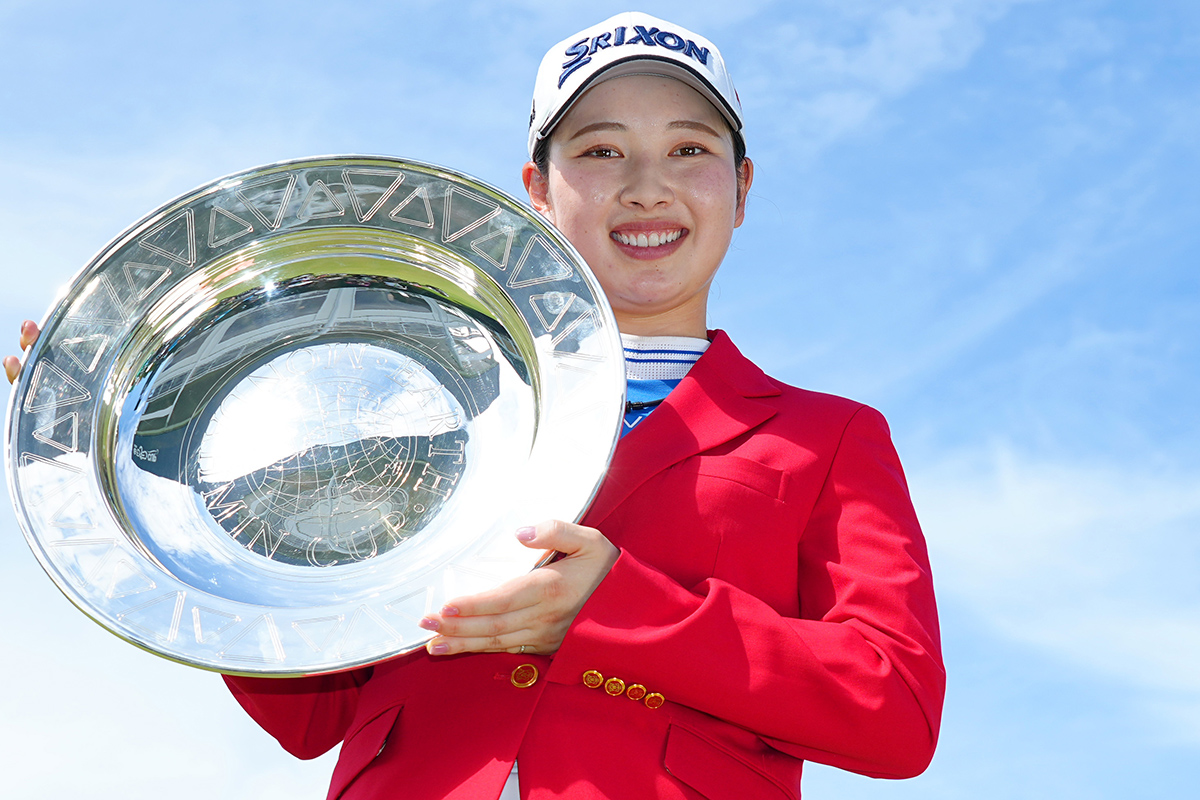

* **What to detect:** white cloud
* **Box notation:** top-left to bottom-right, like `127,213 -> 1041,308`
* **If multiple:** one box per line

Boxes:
737,0 -> 1036,155
911,445 -> 1200,740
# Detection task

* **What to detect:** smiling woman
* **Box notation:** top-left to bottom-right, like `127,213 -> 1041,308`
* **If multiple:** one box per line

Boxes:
8,10 -> 945,800
524,74 -> 752,337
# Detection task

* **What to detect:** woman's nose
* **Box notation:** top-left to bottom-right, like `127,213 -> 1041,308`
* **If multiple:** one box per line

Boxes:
619,158 -> 674,210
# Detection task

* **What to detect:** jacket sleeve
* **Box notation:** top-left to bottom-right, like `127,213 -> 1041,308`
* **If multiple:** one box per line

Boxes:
223,667 -> 373,759
548,405 -> 945,779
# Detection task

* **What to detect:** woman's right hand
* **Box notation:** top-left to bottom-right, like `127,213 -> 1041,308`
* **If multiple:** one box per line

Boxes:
5,320 -> 41,384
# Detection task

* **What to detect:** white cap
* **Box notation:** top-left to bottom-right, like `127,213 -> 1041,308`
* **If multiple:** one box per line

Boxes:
528,11 -> 744,158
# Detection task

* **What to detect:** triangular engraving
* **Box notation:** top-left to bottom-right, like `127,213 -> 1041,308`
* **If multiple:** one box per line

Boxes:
552,358 -> 602,408
50,491 -> 97,530
343,168 -> 405,222
219,614 -> 285,663
551,308 -> 600,349
106,558 -> 157,599
192,605 -> 241,644
292,615 -> 344,652
32,411 -> 80,453
68,274 -> 129,325
384,587 -> 434,623
139,209 -> 196,266
334,606 -> 401,659
24,361 -> 91,412
18,453 -> 84,506
388,186 -> 435,229
208,206 -> 255,248
122,262 -> 172,302
236,174 -> 297,231
444,563 -> 510,598
508,235 -> 574,288
470,226 -> 515,269
118,591 -> 185,643
529,292 -> 578,333
58,334 -> 109,374
442,187 -> 501,243
297,179 -> 346,220
47,538 -> 117,584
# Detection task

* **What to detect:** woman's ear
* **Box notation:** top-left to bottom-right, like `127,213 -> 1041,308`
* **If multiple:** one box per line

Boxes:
522,161 -> 554,222
734,157 -> 754,228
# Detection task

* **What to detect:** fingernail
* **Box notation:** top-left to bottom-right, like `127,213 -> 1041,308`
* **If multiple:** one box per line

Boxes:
418,617 -> 439,631
440,605 -> 459,616
429,640 -> 449,655
516,526 -> 536,542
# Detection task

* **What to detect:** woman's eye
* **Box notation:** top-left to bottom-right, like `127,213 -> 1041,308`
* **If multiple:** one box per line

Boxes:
584,147 -> 619,158
674,145 -> 707,157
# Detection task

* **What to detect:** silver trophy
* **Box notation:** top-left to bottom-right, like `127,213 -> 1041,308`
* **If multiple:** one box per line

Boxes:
6,156 -> 624,676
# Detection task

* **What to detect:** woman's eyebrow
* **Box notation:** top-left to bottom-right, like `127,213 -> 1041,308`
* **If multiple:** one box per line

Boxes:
566,121 -> 627,140
668,120 -> 723,137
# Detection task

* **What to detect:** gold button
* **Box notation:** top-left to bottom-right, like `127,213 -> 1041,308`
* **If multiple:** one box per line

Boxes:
643,692 -> 665,709
510,663 -> 539,688
625,683 -> 647,701
604,677 -> 626,696
582,669 -> 604,689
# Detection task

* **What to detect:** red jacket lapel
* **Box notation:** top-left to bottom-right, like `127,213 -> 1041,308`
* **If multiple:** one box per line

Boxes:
583,331 -> 781,526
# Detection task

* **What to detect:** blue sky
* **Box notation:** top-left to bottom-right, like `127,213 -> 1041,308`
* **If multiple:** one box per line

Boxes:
2,1 -> 1197,797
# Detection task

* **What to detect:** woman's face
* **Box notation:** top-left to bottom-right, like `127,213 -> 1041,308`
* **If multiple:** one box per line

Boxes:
523,74 -> 752,337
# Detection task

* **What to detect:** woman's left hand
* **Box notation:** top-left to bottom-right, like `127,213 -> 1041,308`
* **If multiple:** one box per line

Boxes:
420,519 -> 619,656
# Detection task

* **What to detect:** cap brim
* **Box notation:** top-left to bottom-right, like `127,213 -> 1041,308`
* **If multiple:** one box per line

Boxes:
535,55 -> 744,151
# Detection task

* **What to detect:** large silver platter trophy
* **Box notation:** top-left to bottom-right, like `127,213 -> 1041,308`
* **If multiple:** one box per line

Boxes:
6,156 -> 624,676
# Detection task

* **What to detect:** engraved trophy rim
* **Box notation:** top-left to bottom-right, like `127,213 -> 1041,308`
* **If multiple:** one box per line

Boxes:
6,154 -> 625,676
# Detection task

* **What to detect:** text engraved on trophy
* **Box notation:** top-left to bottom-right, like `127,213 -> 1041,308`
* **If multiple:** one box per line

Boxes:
32,411 -> 80,453
427,439 -> 465,465
389,185 -> 435,229
229,516 -> 288,561
118,591 -> 185,643
508,235 -> 574,289
139,208 -> 196,267
413,462 -> 460,499
58,333 -> 110,374
292,615 -> 344,653
219,614 -> 285,663
334,606 -> 402,659
106,558 -> 157,600
385,587 -> 435,623
208,206 -> 255,248
19,453 -> 84,507
193,605 -> 241,645
443,186 -> 501,244
236,174 -> 297,231
343,168 -> 405,222
25,361 -> 91,413
469,225 -> 515,269
297,179 -> 346,220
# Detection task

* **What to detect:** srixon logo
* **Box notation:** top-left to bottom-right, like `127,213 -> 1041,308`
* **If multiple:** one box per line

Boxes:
559,25 -> 711,88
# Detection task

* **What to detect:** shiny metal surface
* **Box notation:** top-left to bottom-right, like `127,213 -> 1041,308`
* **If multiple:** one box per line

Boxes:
6,156 -> 624,676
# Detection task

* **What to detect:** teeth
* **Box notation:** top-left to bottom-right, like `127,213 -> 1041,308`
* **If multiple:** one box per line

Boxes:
612,230 -> 682,247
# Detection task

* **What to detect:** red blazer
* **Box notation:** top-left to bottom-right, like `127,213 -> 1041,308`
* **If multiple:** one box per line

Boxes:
225,331 -> 945,799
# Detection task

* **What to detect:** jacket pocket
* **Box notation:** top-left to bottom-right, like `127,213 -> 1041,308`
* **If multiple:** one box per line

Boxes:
327,703 -> 404,800
692,455 -> 785,500
664,723 -> 796,800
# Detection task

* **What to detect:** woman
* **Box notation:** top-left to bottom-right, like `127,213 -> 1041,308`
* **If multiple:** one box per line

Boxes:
7,12 -> 944,799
